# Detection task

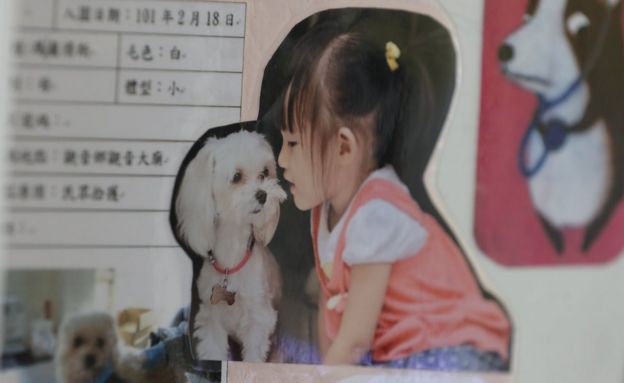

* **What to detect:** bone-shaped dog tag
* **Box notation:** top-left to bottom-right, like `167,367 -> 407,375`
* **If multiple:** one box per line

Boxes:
210,284 -> 236,305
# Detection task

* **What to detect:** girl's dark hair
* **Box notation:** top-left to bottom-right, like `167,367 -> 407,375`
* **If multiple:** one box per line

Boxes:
283,24 -> 406,171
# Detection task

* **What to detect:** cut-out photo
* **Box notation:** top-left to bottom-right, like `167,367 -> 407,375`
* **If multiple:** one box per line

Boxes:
476,0 -> 624,266
170,7 -> 512,375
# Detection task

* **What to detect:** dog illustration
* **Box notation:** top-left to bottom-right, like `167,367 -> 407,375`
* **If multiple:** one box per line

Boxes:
174,130 -> 285,362
499,0 -> 624,252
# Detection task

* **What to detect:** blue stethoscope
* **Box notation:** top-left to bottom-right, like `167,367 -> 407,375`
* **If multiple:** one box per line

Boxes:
516,6 -> 612,178
517,76 -> 583,178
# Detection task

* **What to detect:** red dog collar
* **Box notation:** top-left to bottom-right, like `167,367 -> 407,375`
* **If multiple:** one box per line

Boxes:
207,236 -> 255,275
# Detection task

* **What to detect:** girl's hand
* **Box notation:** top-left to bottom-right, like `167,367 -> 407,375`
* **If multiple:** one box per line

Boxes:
323,263 -> 391,365
318,293 -> 331,358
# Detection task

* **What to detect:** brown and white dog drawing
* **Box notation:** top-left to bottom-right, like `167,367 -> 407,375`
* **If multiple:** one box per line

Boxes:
498,0 -> 624,253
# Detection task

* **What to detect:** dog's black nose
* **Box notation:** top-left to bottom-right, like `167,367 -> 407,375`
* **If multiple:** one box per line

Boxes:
84,354 -> 96,369
256,190 -> 267,205
498,43 -> 514,62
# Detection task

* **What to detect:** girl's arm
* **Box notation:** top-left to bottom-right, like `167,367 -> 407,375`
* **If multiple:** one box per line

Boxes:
323,263 -> 391,365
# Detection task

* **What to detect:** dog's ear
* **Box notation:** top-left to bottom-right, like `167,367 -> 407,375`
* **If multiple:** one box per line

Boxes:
253,180 -> 286,245
254,202 -> 280,246
175,139 -> 218,257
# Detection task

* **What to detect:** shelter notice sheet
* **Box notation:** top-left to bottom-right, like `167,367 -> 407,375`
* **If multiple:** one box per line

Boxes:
6,0 -> 245,262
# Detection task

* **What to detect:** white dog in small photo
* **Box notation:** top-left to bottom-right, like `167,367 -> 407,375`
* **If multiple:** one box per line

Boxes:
174,130 -> 285,362
55,312 -> 174,383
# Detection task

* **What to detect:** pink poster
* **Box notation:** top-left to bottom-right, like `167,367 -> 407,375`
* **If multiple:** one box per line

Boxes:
476,0 -> 624,266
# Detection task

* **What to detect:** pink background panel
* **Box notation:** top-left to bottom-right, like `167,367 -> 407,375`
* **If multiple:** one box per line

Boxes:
474,0 -> 624,266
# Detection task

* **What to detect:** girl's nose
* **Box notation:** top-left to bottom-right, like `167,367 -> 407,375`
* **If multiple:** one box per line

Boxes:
278,145 -> 287,169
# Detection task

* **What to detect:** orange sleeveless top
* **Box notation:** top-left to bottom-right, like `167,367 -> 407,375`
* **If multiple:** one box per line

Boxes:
312,178 -> 511,362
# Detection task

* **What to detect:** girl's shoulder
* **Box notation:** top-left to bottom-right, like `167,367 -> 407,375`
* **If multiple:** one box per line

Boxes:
343,178 -> 428,265
365,164 -> 409,193
356,164 -> 417,211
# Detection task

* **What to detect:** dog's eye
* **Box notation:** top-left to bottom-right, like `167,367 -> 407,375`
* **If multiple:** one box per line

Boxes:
73,336 -> 85,349
260,167 -> 269,180
232,171 -> 242,184
567,11 -> 590,35
96,337 -> 106,349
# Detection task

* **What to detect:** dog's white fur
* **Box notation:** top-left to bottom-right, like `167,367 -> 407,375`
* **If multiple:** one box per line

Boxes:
501,0 -> 615,228
55,312 -> 149,383
176,131 -> 285,362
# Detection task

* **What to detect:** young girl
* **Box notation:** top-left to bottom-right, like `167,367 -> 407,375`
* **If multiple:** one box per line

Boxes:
277,27 -> 511,371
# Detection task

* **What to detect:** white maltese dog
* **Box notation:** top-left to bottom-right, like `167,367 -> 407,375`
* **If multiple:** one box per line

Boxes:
55,312 -> 174,383
175,130 -> 285,362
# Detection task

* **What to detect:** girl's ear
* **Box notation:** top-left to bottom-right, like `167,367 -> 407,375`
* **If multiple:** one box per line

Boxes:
336,127 -> 358,164
175,139 -> 218,257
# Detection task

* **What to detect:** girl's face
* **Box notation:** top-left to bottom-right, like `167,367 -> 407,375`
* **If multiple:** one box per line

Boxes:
278,127 -> 327,211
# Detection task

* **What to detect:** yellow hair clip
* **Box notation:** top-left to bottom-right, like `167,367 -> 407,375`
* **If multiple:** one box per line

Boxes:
385,41 -> 401,72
